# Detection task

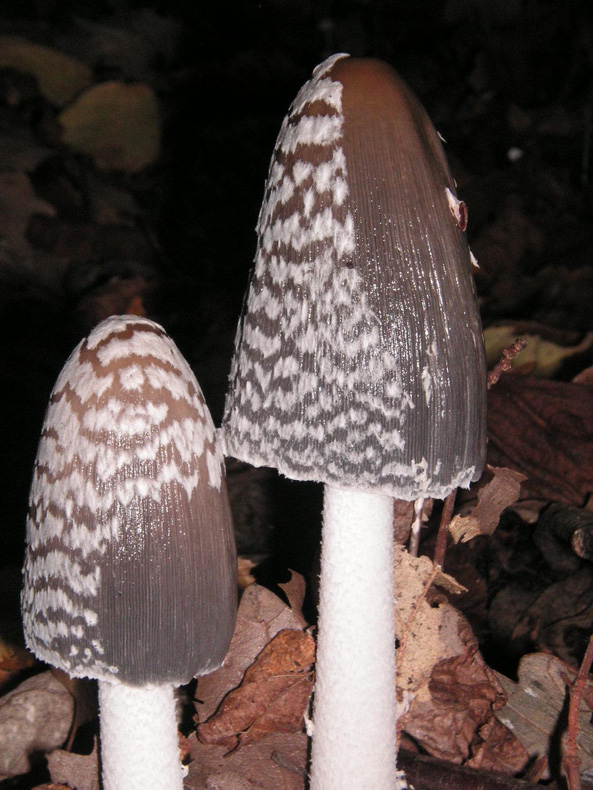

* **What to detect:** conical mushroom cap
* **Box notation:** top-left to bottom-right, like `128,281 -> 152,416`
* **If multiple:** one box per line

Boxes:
22,316 -> 237,686
223,54 -> 486,500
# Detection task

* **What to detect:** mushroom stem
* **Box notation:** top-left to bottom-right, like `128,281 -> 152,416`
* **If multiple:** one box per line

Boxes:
311,486 -> 402,790
99,681 -> 183,790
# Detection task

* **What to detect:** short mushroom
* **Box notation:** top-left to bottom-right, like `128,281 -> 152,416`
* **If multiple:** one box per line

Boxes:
222,55 -> 486,789
22,315 -> 237,790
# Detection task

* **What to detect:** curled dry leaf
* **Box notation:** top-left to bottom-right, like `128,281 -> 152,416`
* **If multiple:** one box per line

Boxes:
487,374 -> 593,505
450,466 -> 526,543
467,715 -> 530,775
237,557 -> 257,590
197,629 -> 315,751
394,547 -> 524,771
278,571 -> 307,627
195,580 -> 309,722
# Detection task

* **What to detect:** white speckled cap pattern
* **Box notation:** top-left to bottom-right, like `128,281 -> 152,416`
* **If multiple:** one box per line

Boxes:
223,54 -> 487,500
22,316 -> 237,685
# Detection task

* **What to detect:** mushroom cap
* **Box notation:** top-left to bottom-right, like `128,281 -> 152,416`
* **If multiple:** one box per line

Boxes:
223,54 -> 487,500
22,316 -> 237,686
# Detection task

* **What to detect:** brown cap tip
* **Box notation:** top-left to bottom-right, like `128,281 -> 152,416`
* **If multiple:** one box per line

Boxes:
223,54 -> 486,501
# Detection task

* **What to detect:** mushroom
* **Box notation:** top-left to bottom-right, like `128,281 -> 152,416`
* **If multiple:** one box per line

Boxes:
222,54 -> 486,789
22,315 -> 237,790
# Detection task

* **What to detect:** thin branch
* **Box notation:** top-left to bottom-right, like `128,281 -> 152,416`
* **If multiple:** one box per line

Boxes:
487,337 -> 528,389
563,634 -> 593,790
433,489 -> 456,569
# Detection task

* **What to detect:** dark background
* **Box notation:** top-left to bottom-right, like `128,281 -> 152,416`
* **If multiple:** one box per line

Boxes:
1,0 -> 592,576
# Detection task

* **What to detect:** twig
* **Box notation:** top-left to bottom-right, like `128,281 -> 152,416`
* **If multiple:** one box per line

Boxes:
433,489 -> 456,569
408,497 -> 425,557
563,634 -> 593,790
487,337 -> 528,389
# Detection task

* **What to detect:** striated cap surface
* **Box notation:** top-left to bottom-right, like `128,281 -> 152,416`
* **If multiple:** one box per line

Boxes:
22,315 -> 237,685
223,54 -> 487,500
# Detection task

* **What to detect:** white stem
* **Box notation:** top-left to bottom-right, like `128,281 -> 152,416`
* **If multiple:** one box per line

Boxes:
99,681 -> 183,790
311,486 -> 404,790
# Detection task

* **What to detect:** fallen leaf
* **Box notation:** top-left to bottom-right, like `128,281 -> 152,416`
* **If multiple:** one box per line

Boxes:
511,567 -> 593,666
197,629 -> 315,751
467,715 -> 529,774
533,503 -> 592,574
278,570 -> 307,626
574,366 -> 593,386
47,739 -> 99,790
0,671 -> 74,780
195,583 -> 309,723
450,466 -> 526,543
393,547 -> 523,770
237,558 -> 257,590
0,36 -> 92,106
495,653 -> 593,779
189,731 -> 307,790
58,81 -> 161,172
0,638 -> 36,690
487,374 -> 593,505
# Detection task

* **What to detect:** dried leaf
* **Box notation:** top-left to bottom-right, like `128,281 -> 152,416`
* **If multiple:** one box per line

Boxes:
393,547 -> 522,770
0,639 -> 36,690
394,546 -> 465,696
47,739 -> 99,790
495,653 -> 593,778
278,571 -> 307,626
0,36 -> 92,106
510,567 -> 593,666
58,81 -> 161,172
574,366 -> 593,386
197,629 -> 314,751
237,558 -> 257,590
466,714 -> 529,774
31,785 -> 72,789
403,617 -> 511,766
195,584 -> 308,723
450,466 -> 526,543
0,671 -> 74,779
398,748 -> 541,790
432,568 -> 468,596
487,374 -> 593,505
189,731 -> 307,790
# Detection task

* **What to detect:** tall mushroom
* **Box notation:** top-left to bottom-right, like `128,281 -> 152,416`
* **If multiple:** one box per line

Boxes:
22,315 -> 237,790
222,54 -> 487,789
